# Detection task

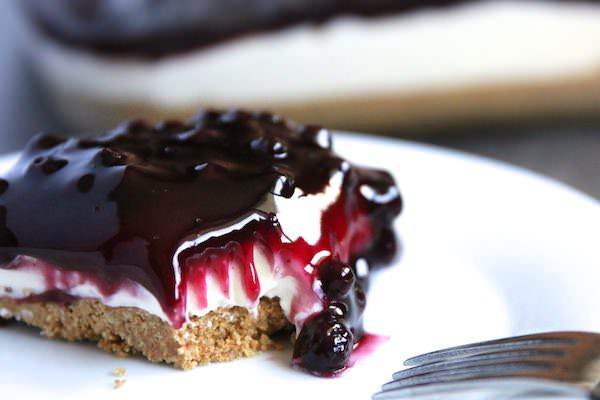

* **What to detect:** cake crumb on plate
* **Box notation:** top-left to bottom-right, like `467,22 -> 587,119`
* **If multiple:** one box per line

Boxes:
114,379 -> 126,389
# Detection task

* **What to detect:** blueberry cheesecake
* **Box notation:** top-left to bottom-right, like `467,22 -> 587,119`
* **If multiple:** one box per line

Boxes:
18,0 -> 600,131
0,110 -> 401,374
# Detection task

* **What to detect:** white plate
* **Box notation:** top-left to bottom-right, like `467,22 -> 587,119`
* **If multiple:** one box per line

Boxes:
1,133 -> 599,400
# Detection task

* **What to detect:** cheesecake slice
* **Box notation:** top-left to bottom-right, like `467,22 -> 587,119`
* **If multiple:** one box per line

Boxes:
0,110 -> 401,375
18,0 -> 600,132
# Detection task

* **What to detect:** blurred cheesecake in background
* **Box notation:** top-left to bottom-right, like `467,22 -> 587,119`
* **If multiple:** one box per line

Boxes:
18,0 -> 600,133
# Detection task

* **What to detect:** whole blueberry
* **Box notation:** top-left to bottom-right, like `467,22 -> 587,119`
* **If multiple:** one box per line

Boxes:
292,310 -> 354,375
318,259 -> 355,299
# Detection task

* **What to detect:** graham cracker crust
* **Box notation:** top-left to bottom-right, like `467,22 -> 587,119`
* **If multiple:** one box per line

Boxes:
0,296 -> 292,369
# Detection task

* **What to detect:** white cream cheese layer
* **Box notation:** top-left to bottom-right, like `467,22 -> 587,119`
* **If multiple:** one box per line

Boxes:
0,248 -> 293,324
24,1 -> 600,108
0,258 -> 170,320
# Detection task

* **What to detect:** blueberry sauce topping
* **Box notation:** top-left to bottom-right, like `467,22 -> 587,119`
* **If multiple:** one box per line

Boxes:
0,110 -> 401,374
23,0 -> 470,58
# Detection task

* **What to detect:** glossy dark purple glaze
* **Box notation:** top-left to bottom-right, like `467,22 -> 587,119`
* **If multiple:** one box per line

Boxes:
0,110 -> 402,373
22,0 -> 471,58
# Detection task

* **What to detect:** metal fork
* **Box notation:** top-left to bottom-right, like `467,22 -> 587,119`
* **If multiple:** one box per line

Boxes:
373,332 -> 600,399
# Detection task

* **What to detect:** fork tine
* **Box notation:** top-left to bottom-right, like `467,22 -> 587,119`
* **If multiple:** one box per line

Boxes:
383,362 -> 555,391
404,333 -> 576,367
376,332 -> 600,399
392,349 -> 566,380
373,378 -> 590,400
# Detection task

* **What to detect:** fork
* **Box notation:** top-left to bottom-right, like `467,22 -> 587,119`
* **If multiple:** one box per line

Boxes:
373,331 -> 600,399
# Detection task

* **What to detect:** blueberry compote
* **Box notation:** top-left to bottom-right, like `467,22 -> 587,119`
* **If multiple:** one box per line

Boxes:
0,110 -> 401,375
